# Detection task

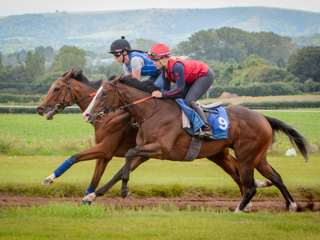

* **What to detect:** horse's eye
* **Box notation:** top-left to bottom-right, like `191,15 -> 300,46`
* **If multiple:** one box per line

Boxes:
53,87 -> 60,92
101,92 -> 107,97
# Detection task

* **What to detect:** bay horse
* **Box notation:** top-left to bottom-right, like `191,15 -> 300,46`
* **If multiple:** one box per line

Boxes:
37,70 -> 271,204
84,77 -> 309,212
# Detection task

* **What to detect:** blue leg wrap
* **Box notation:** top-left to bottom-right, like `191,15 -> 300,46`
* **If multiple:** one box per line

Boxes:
85,186 -> 95,195
54,156 -> 76,178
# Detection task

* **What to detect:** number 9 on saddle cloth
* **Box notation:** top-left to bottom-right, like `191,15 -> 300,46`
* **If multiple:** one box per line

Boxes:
176,99 -> 230,140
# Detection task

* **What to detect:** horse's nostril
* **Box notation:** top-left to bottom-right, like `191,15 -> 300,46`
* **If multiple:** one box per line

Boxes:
37,107 -> 44,115
83,112 -> 91,122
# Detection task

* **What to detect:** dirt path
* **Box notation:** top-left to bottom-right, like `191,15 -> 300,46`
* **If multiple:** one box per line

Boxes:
1,194 -> 319,212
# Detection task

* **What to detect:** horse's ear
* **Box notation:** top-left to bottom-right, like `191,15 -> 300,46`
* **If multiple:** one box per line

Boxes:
72,68 -> 83,78
110,74 -> 122,84
108,75 -> 118,81
64,69 -> 74,79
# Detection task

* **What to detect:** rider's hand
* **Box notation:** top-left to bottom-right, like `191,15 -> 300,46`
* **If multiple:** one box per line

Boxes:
152,90 -> 163,98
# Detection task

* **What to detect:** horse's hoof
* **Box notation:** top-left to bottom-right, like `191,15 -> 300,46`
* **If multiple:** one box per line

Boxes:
234,203 -> 249,213
121,188 -> 129,198
42,175 -> 54,185
81,200 -> 92,206
289,202 -> 298,212
243,202 -> 253,212
82,193 -> 96,204
234,207 -> 242,213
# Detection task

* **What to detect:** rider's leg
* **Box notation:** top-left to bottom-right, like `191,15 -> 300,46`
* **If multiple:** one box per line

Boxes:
185,69 -> 215,135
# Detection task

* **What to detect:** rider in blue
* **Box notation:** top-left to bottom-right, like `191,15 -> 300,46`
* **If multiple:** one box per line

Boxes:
109,36 -> 163,87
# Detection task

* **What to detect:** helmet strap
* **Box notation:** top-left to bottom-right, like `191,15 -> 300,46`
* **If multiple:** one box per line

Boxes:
121,50 -> 128,63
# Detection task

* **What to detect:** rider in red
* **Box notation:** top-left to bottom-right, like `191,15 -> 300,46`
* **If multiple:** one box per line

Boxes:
149,43 -> 215,137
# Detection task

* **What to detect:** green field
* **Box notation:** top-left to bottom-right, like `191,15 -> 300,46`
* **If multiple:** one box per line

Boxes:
0,204 -> 319,240
0,110 -> 320,239
0,110 -> 319,197
0,110 -> 319,155
0,114 -> 92,155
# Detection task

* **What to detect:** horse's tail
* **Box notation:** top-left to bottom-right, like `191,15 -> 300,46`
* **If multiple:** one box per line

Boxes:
264,115 -> 309,162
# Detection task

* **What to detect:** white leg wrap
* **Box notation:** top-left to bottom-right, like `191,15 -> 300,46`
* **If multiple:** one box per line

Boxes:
42,173 -> 55,185
83,193 -> 96,203
255,179 -> 272,188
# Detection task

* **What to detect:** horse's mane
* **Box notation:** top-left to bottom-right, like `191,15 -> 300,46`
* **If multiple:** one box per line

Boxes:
62,69 -> 103,90
108,75 -> 159,93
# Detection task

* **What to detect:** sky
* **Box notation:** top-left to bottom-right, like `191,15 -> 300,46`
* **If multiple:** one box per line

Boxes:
1,0 -> 320,16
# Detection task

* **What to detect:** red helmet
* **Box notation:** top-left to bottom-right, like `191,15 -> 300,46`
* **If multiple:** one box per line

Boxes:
149,43 -> 170,60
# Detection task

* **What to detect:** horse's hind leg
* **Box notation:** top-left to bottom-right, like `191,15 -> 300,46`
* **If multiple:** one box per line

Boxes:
208,150 -> 243,195
208,150 -> 272,194
256,158 -> 297,211
234,164 -> 257,212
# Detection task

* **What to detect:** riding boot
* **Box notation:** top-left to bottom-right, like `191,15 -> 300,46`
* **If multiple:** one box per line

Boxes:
189,101 -> 212,137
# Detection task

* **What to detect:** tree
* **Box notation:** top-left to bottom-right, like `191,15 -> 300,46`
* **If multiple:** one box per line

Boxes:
97,62 -> 122,78
287,47 -> 320,83
35,46 -> 55,63
51,46 -> 86,72
174,27 -> 297,64
25,51 -> 46,82
132,38 -> 157,51
0,52 -> 3,70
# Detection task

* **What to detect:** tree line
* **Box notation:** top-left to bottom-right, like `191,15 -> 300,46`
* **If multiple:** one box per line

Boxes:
0,27 -> 319,97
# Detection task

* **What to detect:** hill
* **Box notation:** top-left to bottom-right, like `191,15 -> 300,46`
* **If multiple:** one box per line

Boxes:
1,7 -> 320,53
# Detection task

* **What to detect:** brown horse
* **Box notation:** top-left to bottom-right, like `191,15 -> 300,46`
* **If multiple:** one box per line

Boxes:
84,77 -> 309,212
38,70 -> 269,203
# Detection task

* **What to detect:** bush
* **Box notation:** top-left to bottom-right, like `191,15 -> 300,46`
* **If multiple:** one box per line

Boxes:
0,106 -> 81,114
0,83 -> 50,94
241,101 -> 320,109
209,82 -> 302,97
0,94 -> 41,103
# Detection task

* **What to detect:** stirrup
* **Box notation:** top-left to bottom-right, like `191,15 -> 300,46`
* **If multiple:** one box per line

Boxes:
198,127 -> 212,137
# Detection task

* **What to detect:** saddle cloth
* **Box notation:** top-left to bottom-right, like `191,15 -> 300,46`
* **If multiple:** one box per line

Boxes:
176,99 -> 230,140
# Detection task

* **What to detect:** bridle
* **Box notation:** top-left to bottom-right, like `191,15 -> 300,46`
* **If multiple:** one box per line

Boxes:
49,76 -> 95,115
92,82 -> 158,124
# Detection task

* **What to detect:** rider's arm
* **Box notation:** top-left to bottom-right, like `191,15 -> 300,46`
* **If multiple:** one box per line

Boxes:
162,62 -> 185,99
130,57 -> 144,80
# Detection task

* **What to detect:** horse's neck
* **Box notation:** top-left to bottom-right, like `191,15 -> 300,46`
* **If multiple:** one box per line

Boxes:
72,81 -> 96,112
118,83 -> 178,124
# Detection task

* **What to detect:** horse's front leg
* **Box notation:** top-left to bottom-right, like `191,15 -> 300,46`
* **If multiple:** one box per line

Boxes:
121,143 -> 162,198
42,144 -> 111,185
83,156 -> 149,203
85,158 -> 110,194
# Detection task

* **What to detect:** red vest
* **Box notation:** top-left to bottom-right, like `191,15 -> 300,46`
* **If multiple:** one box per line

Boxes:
165,58 -> 208,84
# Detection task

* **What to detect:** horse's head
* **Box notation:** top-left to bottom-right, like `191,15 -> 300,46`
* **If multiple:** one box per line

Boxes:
37,69 -> 90,119
83,75 -> 159,123
83,77 -> 123,123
